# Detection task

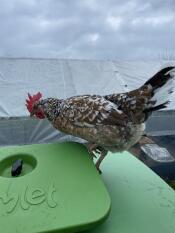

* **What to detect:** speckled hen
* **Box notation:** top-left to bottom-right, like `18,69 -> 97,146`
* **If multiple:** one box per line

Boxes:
26,66 -> 175,172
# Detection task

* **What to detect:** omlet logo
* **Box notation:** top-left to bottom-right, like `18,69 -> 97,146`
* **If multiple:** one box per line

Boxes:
0,184 -> 57,214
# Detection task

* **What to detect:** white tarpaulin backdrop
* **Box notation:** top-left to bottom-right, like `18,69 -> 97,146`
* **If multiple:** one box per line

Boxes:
0,58 -> 175,146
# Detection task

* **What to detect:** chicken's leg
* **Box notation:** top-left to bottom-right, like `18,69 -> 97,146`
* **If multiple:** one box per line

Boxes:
86,143 -> 100,160
95,148 -> 107,173
86,143 -> 107,173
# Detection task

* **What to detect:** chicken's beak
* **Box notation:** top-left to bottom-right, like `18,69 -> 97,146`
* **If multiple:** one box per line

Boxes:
30,112 -> 34,117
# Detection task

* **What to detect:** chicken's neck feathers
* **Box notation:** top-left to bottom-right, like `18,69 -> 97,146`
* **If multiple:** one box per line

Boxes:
40,98 -> 63,121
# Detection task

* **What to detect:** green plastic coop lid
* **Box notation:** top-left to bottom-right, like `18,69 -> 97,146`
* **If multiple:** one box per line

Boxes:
0,142 -> 111,233
84,151 -> 175,233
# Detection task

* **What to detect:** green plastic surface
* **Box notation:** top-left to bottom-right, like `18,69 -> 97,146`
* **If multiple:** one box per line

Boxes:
0,142 -> 111,233
84,151 -> 175,233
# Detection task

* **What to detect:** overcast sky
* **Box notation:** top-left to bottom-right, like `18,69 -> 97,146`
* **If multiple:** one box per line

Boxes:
0,0 -> 174,60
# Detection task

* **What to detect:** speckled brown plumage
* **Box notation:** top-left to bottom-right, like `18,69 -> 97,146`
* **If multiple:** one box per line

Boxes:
26,66 -> 175,172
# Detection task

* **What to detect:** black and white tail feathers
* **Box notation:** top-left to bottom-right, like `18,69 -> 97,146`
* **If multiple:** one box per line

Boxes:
143,66 -> 175,113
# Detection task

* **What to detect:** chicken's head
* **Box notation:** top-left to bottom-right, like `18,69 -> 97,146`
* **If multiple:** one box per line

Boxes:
26,92 -> 45,119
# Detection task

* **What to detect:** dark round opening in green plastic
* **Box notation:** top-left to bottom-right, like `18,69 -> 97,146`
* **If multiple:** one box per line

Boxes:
0,154 -> 37,178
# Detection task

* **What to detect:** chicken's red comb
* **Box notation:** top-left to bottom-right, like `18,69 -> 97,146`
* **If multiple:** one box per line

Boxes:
26,92 -> 42,113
